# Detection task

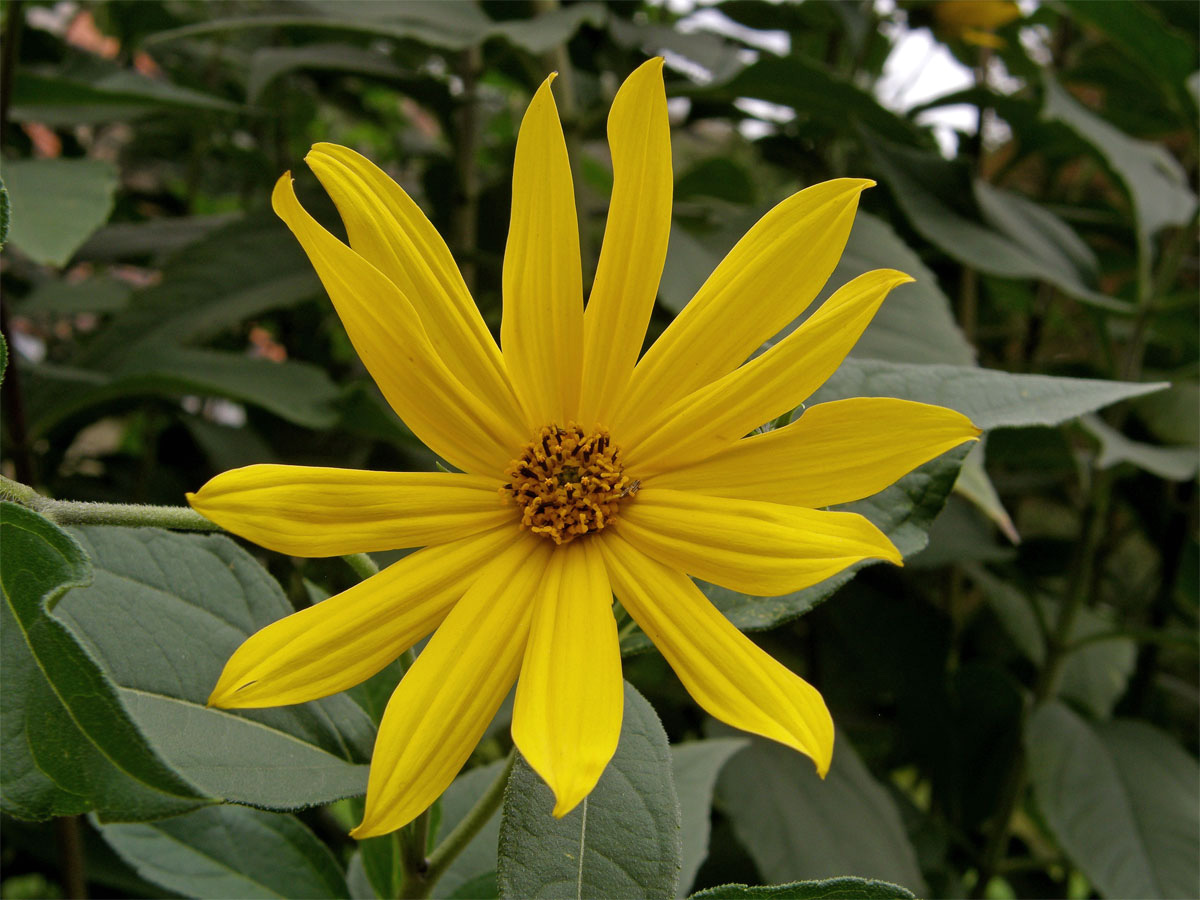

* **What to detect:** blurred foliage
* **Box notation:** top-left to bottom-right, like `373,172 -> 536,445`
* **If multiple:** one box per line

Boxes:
0,1 -> 1197,899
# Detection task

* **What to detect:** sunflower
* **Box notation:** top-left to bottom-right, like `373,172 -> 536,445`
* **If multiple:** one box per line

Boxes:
188,58 -> 978,838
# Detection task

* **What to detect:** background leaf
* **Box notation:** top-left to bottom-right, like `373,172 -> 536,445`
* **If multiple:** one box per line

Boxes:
97,805 -> 350,899
1,503 -> 210,822
689,877 -> 916,899
3,159 -> 118,266
56,525 -> 373,810
498,681 -> 681,900
1026,702 -> 1200,899
713,731 -> 926,895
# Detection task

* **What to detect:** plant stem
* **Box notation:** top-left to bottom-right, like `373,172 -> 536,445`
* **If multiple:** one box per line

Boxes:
452,45 -> 482,294
0,476 -> 222,531
54,815 -> 86,900
400,750 -> 516,899
342,552 -> 379,580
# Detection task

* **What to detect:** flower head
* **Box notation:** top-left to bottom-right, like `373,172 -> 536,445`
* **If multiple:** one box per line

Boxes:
188,58 -> 979,837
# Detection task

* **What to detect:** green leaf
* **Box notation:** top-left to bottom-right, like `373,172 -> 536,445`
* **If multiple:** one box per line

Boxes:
967,565 -> 1135,719
812,359 -> 1167,430
1,503 -> 210,822
676,159 -> 757,205
689,877 -> 916,899
247,43 -> 406,103
29,348 -> 341,435
1026,702 -> 1199,899
16,276 -> 133,316
1059,1 -> 1196,119
147,2 -> 607,54
497,682 -> 681,899
673,739 -> 748,897
97,805 -> 350,899
10,63 -> 240,125
863,137 -> 1128,312
714,733 -> 926,894
1131,382 -> 1200,447
55,526 -> 374,811
696,55 -> 921,145
1081,414 -> 1199,482
1042,76 -> 1197,260
2,159 -> 118,267
832,212 -> 976,367
434,758 -> 508,900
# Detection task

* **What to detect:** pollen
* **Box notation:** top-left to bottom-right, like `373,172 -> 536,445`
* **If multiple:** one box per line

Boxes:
501,424 -> 637,545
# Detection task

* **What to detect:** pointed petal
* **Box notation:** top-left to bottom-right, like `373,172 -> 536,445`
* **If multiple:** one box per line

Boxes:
616,488 -> 901,596
625,270 -> 913,474
501,75 -> 584,429
647,398 -> 980,507
599,532 -> 834,775
352,536 -> 553,838
611,178 -> 873,437
208,527 -> 519,709
272,174 -> 524,474
512,540 -> 622,817
579,58 -> 672,428
304,143 -> 525,428
188,465 -> 508,556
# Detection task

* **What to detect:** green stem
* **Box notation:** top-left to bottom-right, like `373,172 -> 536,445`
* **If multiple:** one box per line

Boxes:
342,552 -> 380,580
1,476 -> 221,531
404,750 -> 516,898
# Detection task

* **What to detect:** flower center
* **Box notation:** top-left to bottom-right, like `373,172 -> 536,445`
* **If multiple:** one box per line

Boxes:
501,424 -> 637,545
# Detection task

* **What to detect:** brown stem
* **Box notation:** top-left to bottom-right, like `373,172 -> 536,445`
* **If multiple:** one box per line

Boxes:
452,46 -> 482,294
54,815 -> 87,899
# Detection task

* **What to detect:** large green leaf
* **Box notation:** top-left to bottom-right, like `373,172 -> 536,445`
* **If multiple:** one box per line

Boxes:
498,682 -> 681,899
29,349 -> 341,436
1061,0 -> 1196,113
714,733 -> 926,895
1081,414 -> 1199,482
1042,76 -> 1197,260
247,43 -> 406,103
148,2 -> 607,54
695,55 -> 921,145
864,137 -> 1128,312
98,805 -> 350,899
3,159 -> 118,267
55,526 -> 374,810
673,739 -> 747,897
812,359 -> 1167,429
968,566 -> 1135,719
10,62 -> 240,125
690,878 -> 916,899
1026,702 -> 1200,899
0,503 -> 210,822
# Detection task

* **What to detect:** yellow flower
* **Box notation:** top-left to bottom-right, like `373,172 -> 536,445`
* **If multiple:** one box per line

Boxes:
188,58 -> 978,838
933,0 -> 1022,49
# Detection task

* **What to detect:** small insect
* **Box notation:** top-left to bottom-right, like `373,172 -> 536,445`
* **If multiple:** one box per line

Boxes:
617,479 -> 641,500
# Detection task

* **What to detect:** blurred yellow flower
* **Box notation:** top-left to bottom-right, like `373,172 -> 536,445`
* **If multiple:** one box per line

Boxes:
934,0 -> 1023,48
188,58 -> 978,838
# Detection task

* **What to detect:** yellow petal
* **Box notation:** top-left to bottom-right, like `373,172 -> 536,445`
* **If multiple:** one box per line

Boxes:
501,75 -> 583,429
625,269 -> 913,475
512,540 -> 622,817
611,178 -> 873,437
272,173 -> 523,474
599,532 -> 834,775
352,535 -> 553,838
305,143 -> 526,428
616,488 -> 901,596
647,398 -> 980,508
188,465 -> 509,556
208,526 -> 519,709
579,58 -> 671,428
